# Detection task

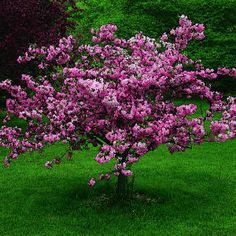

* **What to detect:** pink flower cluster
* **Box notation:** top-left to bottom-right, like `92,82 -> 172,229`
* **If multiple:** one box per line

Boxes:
1,16 -> 235,186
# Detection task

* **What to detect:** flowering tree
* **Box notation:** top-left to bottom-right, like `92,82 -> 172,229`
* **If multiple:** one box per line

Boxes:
0,16 -> 235,196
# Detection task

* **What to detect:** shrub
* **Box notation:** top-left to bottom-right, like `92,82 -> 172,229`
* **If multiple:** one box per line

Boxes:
0,0 -> 77,83
0,16 -> 235,196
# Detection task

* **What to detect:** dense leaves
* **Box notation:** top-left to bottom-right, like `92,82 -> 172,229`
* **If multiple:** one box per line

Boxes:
0,0 -> 77,84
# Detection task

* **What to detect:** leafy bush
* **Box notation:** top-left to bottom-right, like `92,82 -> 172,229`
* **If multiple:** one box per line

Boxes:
0,0 -> 77,83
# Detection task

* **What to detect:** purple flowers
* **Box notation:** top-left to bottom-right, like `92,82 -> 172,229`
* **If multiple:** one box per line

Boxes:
3,157 -> 10,168
88,178 -> 96,187
53,159 -> 61,165
0,16 -> 235,187
44,161 -> 52,169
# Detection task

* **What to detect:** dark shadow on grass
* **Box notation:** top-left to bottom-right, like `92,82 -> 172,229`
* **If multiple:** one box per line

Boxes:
18,169 -> 234,220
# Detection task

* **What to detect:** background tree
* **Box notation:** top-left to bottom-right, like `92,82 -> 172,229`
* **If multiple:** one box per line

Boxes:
0,0 -> 78,106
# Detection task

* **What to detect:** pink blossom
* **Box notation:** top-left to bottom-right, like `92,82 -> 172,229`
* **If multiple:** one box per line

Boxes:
3,157 -> 10,168
121,169 -> 133,177
127,155 -> 139,164
88,178 -> 96,187
0,16 -> 235,188
114,172 -> 120,177
99,174 -> 104,180
44,161 -> 52,169
53,159 -> 61,165
105,173 -> 111,180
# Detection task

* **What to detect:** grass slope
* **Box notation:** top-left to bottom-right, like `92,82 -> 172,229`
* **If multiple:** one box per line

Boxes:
0,138 -> 236,235
72,0 -> 236,94
0,100 -> 235,235
74,0 -> 236,68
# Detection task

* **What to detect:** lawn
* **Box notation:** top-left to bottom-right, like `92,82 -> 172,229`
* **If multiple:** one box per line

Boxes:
0,0 -> 236,235
0,135 -> 236,235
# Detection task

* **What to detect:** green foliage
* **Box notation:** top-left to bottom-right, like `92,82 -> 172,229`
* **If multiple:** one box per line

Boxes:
72,0 -> 236,93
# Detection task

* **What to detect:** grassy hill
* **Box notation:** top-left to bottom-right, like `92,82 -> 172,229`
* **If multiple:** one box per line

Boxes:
0,99 -> 236,235
1,139 -> 236,235
72,0 -> 236,93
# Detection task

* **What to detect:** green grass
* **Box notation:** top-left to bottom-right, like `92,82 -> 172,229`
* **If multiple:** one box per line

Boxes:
0,0 -> 236,233
71,0 -> 236,94
0,99 -> 236,235
74,0 -> 236,68
0,136 -> 236,235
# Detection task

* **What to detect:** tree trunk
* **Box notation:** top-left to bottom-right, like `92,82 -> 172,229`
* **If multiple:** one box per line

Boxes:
117,174 -> 128,198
